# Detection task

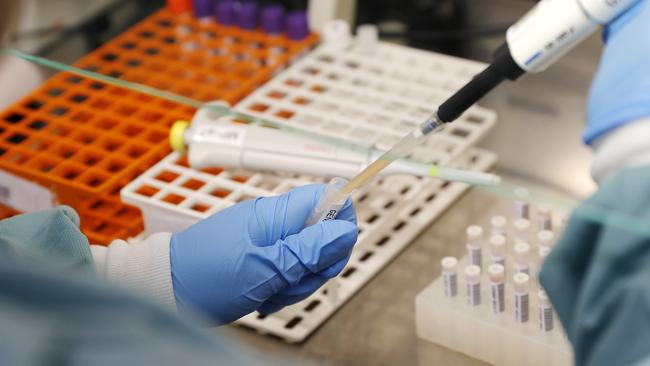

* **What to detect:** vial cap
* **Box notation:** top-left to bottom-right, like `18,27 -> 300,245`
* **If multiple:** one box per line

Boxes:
261,4 -> 285,34
170,120 -> 189,153
441,256 -> 458,271
355,24 -> 379,52
538,289 -> 550,304
488,263 -> 505,282
323,20 -> 351,48
489,235 -> 506,249
464,265 -> 481,281
491,216 -> 507,230
514,242 -> 531,257
192,0 -> 214,18
237,1 -> 260,30
215,0 -> 236,25
466,225 -> 483,240
514,218 -> 530,231
286,10 -> 309,40
513,272 -> 530,292
538,230 -> 554,245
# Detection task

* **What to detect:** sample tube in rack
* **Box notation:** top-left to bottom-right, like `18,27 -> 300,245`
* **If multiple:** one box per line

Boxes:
537,230 -> 554,250
537,205 -> 553,232
466,226 -> 484,269
491,216 -> 508,237
488,264 -> 505,314
515,200 -> 530,220
465,265 -> 481,306
489,235 -> 507,267
513,218 -> 531,244
538,289 -> 554,332
441,256 -> 458,298
513,242 -> 531,275
513,273 -> 530,323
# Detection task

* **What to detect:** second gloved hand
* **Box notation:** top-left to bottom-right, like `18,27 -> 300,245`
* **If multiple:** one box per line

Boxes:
170,184 -> 358,325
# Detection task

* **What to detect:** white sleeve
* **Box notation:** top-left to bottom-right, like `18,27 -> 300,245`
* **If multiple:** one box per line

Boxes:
90,232 -> 177,310
591,118 -> 650,184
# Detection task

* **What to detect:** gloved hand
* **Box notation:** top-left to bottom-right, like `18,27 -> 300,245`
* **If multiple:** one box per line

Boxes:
170,184 -> 358,325
539,166 -> 650,366
585,0 -> 650,144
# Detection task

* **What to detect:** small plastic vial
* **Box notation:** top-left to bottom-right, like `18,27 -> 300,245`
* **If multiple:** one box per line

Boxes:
489,235 -> 507,267
490,216 -> 508,237
464,265 -> 481,306
537,205 -> 553,232
513,242 -> 531,275
466,225 -> 484,269
538,245 -> 551,263
513,273 -> 530,323
355,24 -> 379,54
488,264 -> 505,314
513,218 -> 531,244
515,200 -> 530,220
538,230 -> 554,247
441,256 -> 458,298
538,289 -> 554,331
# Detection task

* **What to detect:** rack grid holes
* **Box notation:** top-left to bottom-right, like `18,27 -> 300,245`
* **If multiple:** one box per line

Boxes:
376,235 -> 390,247
275,109 -> 295,119
181,178 -> 206,190
154,170 -> 180,183
191,203 -> 212,213
135,185 -> 160,197
304,300 -> 321,312
210,187 -> 232,198
359,251 -> 374,262
162,193 -> 186,205
341,267 -> 357,278
284,316 -> 303,329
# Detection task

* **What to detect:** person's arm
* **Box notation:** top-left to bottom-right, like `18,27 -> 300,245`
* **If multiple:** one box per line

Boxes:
90,233 -> 176,309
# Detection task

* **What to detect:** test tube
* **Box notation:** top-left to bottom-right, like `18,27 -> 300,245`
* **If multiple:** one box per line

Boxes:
465,265 -> 481,306
489,235 -> 506,267
305,177 -> 351,226
515,200 -> 530,220
466,225 -> 483,269
513,273 -> 530,323
441,256 -> 458,298
513,218 -> 531,244
538,289 -> 554,332
537,205 -> 553,232
513,242 -> 531,275
488,264 -> 505,314
490,216 -> 508,237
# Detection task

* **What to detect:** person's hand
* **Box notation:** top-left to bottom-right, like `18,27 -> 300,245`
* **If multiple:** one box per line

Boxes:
539,166 -> 650,366
585,0 -> 650,144
169,184 -> 358,325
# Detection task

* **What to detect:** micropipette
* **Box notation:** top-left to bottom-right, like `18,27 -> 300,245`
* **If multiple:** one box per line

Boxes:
316,0 -> 639,220
170,110 -> 501,186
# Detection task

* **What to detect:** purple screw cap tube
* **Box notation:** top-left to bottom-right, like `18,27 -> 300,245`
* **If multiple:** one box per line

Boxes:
261,4 -> 285,35
286,10 -> 309,40
192,0 -> 214,18
214,0 -> 235,25
237,1 -> 260,30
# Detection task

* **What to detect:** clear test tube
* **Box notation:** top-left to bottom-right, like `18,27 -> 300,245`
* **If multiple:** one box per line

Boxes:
441,256 -> 458,298
488,264 -> 505,314
513,273 -> 530,323
513,242 -> 531,275
513,218 -> 531,244
538,289 -> 554,332
465,265 -> 481,306
537,205 -> 553,232
466,225 -> 484,269
489,235 -> 507,267
305,177 -> 351,226
490,216 -> 508,237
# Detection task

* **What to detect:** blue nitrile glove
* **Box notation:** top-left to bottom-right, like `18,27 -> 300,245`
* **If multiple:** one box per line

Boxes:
170,184 -> 358,325
584,0 -> 650,144
539,166 -> 650,366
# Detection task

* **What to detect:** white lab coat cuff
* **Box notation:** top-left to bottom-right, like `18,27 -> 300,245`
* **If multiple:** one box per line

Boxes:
591,118 -> 650,184
90,232 -> 176,310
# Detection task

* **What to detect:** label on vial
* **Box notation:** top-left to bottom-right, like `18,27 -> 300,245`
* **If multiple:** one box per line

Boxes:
514,264 -> 530,276
443,272 -> 457,298
193,125 -> 246,146
515,292 -> 529,323
466,282 -> 481,306
491,282 -> 505,313
467,245 -> 482,268
539,304 -> 554,331
491,256 -> 505,267
0,170 -> 54,213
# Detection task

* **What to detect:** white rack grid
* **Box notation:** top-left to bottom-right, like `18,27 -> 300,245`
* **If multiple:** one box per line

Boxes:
415,208 -> 572,365
122,31 -> 500,342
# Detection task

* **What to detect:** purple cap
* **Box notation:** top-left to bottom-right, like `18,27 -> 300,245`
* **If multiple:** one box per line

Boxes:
286,10 -> 309,40
214,0 -> 235,25
192,0 -> 214,18
237,1 -> 259,30
261,4 -> 285,34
